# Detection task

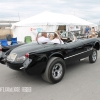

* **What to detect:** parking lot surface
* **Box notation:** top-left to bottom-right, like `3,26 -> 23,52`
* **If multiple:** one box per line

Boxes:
0,51 -> 100,100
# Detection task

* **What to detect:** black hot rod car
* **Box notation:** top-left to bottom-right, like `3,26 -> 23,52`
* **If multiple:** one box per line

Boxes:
5,32 -> 100,84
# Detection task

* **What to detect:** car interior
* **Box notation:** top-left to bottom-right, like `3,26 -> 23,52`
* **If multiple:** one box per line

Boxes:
37,32 -> 76,44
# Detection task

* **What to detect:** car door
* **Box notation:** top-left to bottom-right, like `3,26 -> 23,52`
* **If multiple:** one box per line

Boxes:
81,38 -> 94,57
62,39 -> 85,63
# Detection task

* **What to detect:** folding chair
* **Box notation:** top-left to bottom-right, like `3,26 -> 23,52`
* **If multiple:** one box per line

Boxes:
24,36 -> 32,43
11,37 -> 18,45
1,39 -> 8,47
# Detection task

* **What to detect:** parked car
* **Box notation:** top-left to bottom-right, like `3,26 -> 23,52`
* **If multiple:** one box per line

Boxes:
0,43 -> 25,64
6,32 -> 100,84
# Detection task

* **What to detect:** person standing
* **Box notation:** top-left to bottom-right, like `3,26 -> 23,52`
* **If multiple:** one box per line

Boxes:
85,26 -> 91,37
91,27 -> 98,38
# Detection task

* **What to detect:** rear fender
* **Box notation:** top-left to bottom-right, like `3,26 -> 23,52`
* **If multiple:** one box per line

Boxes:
93,42 -> 100,50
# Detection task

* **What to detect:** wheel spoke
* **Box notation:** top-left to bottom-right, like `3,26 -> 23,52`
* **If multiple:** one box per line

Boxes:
52,63 -> 63,79
52,72 -> 56,77
92,51 -> 97,61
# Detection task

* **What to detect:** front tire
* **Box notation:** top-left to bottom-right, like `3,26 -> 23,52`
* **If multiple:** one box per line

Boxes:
89,48 -> 97,63
42,57 -> 66,84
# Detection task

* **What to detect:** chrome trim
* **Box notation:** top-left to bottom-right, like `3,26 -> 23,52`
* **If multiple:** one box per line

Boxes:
20,67 -> 24,69
64,48 -> 92,59
7,53 -> 17,62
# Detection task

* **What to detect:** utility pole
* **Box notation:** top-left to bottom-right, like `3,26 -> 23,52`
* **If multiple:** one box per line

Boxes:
18,13 -> 20,21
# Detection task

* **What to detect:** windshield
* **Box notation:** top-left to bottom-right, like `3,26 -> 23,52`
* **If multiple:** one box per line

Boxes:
61,31 -> 74,40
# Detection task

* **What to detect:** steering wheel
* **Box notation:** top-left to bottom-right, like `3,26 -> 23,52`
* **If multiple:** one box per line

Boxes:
61,38 -> 72,43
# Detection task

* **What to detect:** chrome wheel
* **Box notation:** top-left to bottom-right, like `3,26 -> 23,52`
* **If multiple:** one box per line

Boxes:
42,57 -> 66,84
89,48 -> 97,63
52,63 -> 63,79
92,51 -> 97,61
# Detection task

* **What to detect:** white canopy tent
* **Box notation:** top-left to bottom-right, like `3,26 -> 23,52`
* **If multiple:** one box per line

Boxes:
12,12 -> 97,42
13,12 -> 97,26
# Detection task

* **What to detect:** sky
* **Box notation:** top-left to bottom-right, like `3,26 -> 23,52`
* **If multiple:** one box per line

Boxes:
0,0 -> 100,24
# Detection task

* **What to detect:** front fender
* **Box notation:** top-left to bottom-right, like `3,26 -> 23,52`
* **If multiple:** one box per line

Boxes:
23,54 -> 48,75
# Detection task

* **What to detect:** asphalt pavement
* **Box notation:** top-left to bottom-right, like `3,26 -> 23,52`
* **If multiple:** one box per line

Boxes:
0,51 -> 100,100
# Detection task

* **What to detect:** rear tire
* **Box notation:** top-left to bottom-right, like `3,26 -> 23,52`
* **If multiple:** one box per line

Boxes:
42,57 -> 66,84
89,48 -> 97,63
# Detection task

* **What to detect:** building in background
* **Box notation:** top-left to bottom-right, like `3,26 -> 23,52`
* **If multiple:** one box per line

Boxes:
0,20 -> 18,39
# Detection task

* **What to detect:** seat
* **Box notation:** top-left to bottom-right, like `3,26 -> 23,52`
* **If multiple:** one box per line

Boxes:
6,34 -> 12,41
1,39 -> 8,47
24,36 -> 32,43
11,37 -> 18,45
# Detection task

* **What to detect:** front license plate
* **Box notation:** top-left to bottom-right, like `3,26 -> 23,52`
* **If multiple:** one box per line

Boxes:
23,58 -> 32,68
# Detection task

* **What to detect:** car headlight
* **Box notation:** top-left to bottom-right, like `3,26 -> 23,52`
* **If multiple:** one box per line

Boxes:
16,56 -> 26,62
7,53 -> 17,62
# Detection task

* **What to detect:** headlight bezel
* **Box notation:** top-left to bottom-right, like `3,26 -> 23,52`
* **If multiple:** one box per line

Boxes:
16,56 -> 26,62
7,53 -> 17,62
7,53 -> 26,62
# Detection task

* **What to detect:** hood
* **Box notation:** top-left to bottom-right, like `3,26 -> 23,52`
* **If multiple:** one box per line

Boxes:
10,43 -> 55,56
11,43 -> 43,54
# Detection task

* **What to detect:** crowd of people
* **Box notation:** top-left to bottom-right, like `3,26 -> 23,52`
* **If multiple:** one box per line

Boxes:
84,26 -> 98,38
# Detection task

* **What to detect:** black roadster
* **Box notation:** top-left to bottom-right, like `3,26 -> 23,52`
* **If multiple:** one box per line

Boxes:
6,32 -> 100,84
